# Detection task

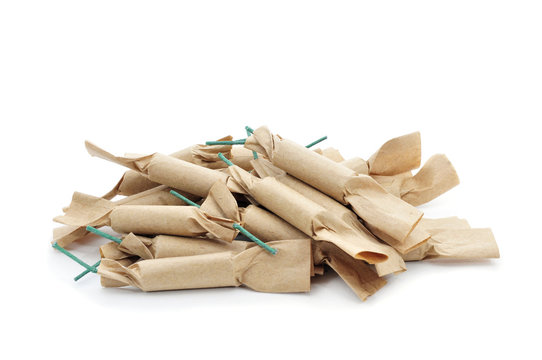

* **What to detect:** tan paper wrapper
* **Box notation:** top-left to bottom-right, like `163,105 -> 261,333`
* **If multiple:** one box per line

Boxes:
98,239 -> 311,293
230,146 -> 257,171
103,137 -> 233,199
367,132 -> 421,175
402,217 -> 500,261
53,185 -> 191,247
313,241 -> 387,301
85,141 -> 244,198
110,205 -> 237,241
341,157 -> 369,175
372,154 -> 460,206
245,126 -> 423,244
314,147 -> 345,162
251,158 -> 408,274
100,258 -> 136,288
240,204 -> 309,242
228,165 -> 404,270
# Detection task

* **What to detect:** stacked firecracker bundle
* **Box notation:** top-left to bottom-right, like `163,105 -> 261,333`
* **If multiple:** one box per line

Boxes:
52,126 -> 499,300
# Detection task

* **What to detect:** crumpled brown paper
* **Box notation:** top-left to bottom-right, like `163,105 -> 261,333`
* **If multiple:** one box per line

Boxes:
367,132 -> 422,176
372,154 -> 460,206
245,126 -> 423,244
227,163 -> 405,275
85,141 -> 246,197
313,241 -> 387,301
250,158 -> 413,269
103,137 -> 233,199
98,239 -> 312,293
403,217 -> 500,261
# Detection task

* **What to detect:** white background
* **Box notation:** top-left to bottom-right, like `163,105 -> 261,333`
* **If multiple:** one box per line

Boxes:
1,1 -> 541,359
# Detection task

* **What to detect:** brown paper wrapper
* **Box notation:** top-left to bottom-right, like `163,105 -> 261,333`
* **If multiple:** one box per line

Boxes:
103,232 -> 250,260
245,127 -> 423,244
110,205 -> 237,241
341,157 -> 369,175
402,217 -> 499,261
53,185 -> 191,247
367,132 -> 421,175
314,147 -> 345,162
372,154 -> 459,206
98,239 -> 311,293
100,258 -> 137,288
228,164 -> 403,270
230,146 -> 256,171
85,141 -> 241,198
313,241 -> 387,301
103,137 -> 233,199
240,205 -> 309,242
251,158 -> 408,274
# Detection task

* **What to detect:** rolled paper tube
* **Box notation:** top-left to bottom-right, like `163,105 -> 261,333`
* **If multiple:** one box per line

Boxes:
110,205 -> 237,241
98,239 -> 312,293
367,132 -> 422,176
103,136 -> 233,199
85,141 -> 244,198
53,185 -> 198,247
244,126 -> 423,243
228,164 -> 399,265
313,241 -> 387,301
240,205 -> 309,242
251,158 -> 410,272
97,234 -> 250,261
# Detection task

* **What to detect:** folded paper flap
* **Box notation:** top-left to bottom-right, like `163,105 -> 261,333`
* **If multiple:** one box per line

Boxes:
345,176 -> 424,243
190,135 -> 233,163
118,233 -> 154,260
418,216 -> 471,232
370,222 -> 431,255
233,239 -> 311,293
341,157 -> 369,175
313,241 -> 386,301
319,147 -> 345,162
371,172 -> 413,197
245,125 -> 275,159
54,192 -> 115,227
200,181 -> 240,222
368,132 -> 421,175
429,228 -> 500,259
53,225 -> 90,247
400,154 -> 460,206
100,242 -> 132,260
85,141 -> 154,173
98,258 -> 143,289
